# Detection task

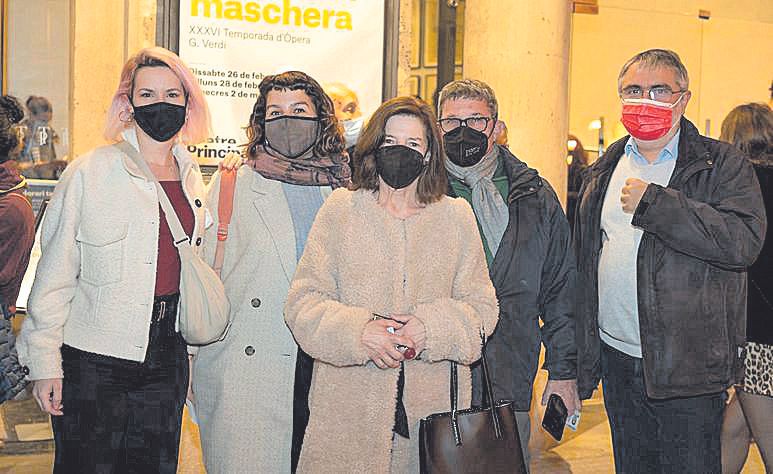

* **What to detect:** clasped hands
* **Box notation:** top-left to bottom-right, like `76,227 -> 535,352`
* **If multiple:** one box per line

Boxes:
362,314 -> 426,369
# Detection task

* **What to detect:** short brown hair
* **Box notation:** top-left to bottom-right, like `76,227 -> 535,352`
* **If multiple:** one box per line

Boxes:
351,96 -> 447,204
437,79 -> 498,118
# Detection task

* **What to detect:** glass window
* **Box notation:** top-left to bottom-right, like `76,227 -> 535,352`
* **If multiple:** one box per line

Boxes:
5,0 -> 71,180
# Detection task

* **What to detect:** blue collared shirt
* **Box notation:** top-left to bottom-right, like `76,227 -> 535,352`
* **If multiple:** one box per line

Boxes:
624,129 -> 681,166
597,130 -> 680,358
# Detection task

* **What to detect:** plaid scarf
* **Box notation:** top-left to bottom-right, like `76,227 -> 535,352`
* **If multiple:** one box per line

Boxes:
250,145 -> 351,189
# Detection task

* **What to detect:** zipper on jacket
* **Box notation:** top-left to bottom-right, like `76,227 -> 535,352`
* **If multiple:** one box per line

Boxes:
636,233 -> 658,391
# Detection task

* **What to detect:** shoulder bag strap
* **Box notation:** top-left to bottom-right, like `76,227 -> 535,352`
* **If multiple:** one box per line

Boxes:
114,141 -> 191,253
479,329 -> 503,439
450,361 -> 461,445
213,169 -> 237,277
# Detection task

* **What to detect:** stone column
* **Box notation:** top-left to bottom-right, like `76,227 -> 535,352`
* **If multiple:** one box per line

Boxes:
462,0 -> 572,455
70,0 -> 156,159
462,0 -> 571,205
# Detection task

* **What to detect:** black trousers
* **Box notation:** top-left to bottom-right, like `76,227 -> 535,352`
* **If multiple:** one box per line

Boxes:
52,294 -> 189,474
601,343 -> 725,474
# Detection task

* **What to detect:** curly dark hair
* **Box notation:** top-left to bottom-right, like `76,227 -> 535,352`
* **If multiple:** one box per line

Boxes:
245,71 -> 345,158
351,96 -> 447,204
0,95 -> 24,160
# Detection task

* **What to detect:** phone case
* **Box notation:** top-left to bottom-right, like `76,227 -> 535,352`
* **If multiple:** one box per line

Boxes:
541,393 -> 568,441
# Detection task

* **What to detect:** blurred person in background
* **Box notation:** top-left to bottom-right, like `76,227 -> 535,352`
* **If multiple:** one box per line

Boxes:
21,95 -> 59,164
0,95 -> 34,404
719,102 -> 773,474
325,82 -> 364,169
17,96 -> 67,180
567,134 -> 589,231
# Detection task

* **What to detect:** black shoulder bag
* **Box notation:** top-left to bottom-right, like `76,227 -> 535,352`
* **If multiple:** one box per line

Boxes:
418,333 -> 527,473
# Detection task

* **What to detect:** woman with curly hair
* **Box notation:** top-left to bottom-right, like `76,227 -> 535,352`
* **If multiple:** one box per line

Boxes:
191,70 -> 350,474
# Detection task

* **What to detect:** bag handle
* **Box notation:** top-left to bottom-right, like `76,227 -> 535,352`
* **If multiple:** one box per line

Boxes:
449,328 -> 503,446
479,330 -> 504,439
114,141 -> 191,253
213,169 -> 237,277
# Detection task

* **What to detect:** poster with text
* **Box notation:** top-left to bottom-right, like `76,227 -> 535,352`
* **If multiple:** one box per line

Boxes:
179,0 -> 386,163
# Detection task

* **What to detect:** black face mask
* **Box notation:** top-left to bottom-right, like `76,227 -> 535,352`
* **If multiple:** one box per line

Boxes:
443,126 -> 489,167
132,101 -> 187,143
375,145 -> 426,190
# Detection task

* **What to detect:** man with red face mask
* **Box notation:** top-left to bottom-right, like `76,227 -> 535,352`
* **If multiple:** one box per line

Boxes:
574,49 -> 766,473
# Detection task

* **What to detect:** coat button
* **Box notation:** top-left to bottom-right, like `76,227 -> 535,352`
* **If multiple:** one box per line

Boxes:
22,366 -> 29,375
245,346 -> 255,356
195,237 -> 202,246
251,298 -> 261,308
194,198 -> 202,207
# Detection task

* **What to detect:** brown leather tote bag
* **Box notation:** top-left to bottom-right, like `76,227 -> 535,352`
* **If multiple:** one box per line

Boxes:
418,334 -> 527,474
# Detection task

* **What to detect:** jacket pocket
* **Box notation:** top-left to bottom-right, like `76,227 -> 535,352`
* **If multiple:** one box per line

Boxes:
76,223 -> 128,287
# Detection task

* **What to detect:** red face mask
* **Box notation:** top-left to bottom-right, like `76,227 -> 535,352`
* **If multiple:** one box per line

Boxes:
621,96 -> 682,141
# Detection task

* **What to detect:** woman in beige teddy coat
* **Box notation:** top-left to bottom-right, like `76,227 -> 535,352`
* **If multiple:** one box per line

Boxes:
285,96 -> 499,473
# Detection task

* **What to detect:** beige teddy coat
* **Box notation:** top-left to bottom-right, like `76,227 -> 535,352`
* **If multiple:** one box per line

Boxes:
285,188 -> 499,473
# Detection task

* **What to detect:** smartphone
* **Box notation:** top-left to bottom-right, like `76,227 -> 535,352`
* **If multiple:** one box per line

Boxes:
542,393 -> 568,441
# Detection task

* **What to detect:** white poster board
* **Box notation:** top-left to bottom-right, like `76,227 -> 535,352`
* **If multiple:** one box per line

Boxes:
15,185 -> 52,313
179,0 -> 386,162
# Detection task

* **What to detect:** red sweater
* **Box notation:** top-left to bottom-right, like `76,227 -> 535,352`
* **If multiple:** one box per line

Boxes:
155,181 -> 195,296
0,161 -> 35,314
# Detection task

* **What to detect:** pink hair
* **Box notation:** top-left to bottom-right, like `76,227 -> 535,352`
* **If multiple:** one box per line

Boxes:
104,47 -> 210,145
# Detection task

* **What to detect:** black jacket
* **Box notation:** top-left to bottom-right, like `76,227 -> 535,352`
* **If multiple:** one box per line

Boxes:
449,145 -> 577,411
747,157 -> 773,345
574,118 -> 766,400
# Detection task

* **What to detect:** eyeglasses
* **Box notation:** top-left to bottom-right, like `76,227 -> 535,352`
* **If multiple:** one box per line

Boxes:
437,116 -> 494,133
620,86 -> 686,102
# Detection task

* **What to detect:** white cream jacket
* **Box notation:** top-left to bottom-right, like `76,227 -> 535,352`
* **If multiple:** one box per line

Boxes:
18,130 -> 208,380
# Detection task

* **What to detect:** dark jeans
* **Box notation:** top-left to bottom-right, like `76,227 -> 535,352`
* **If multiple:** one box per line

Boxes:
52,294 -> 188,474
601,343 -> 725,474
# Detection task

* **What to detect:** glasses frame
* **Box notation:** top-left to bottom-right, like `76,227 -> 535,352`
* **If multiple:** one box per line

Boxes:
437,116 -> 495,133
619,86 -> 687,102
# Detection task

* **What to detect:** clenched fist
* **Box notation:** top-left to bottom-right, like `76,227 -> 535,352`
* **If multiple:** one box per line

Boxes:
621,178 -> 649,214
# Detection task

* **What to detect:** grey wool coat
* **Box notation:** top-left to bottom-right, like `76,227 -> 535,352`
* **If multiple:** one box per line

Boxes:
192,167 -> 329,473
285,188 -> 499,473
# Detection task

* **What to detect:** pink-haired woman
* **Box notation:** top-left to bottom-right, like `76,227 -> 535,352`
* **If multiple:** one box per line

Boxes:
18,47 -> 211,473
